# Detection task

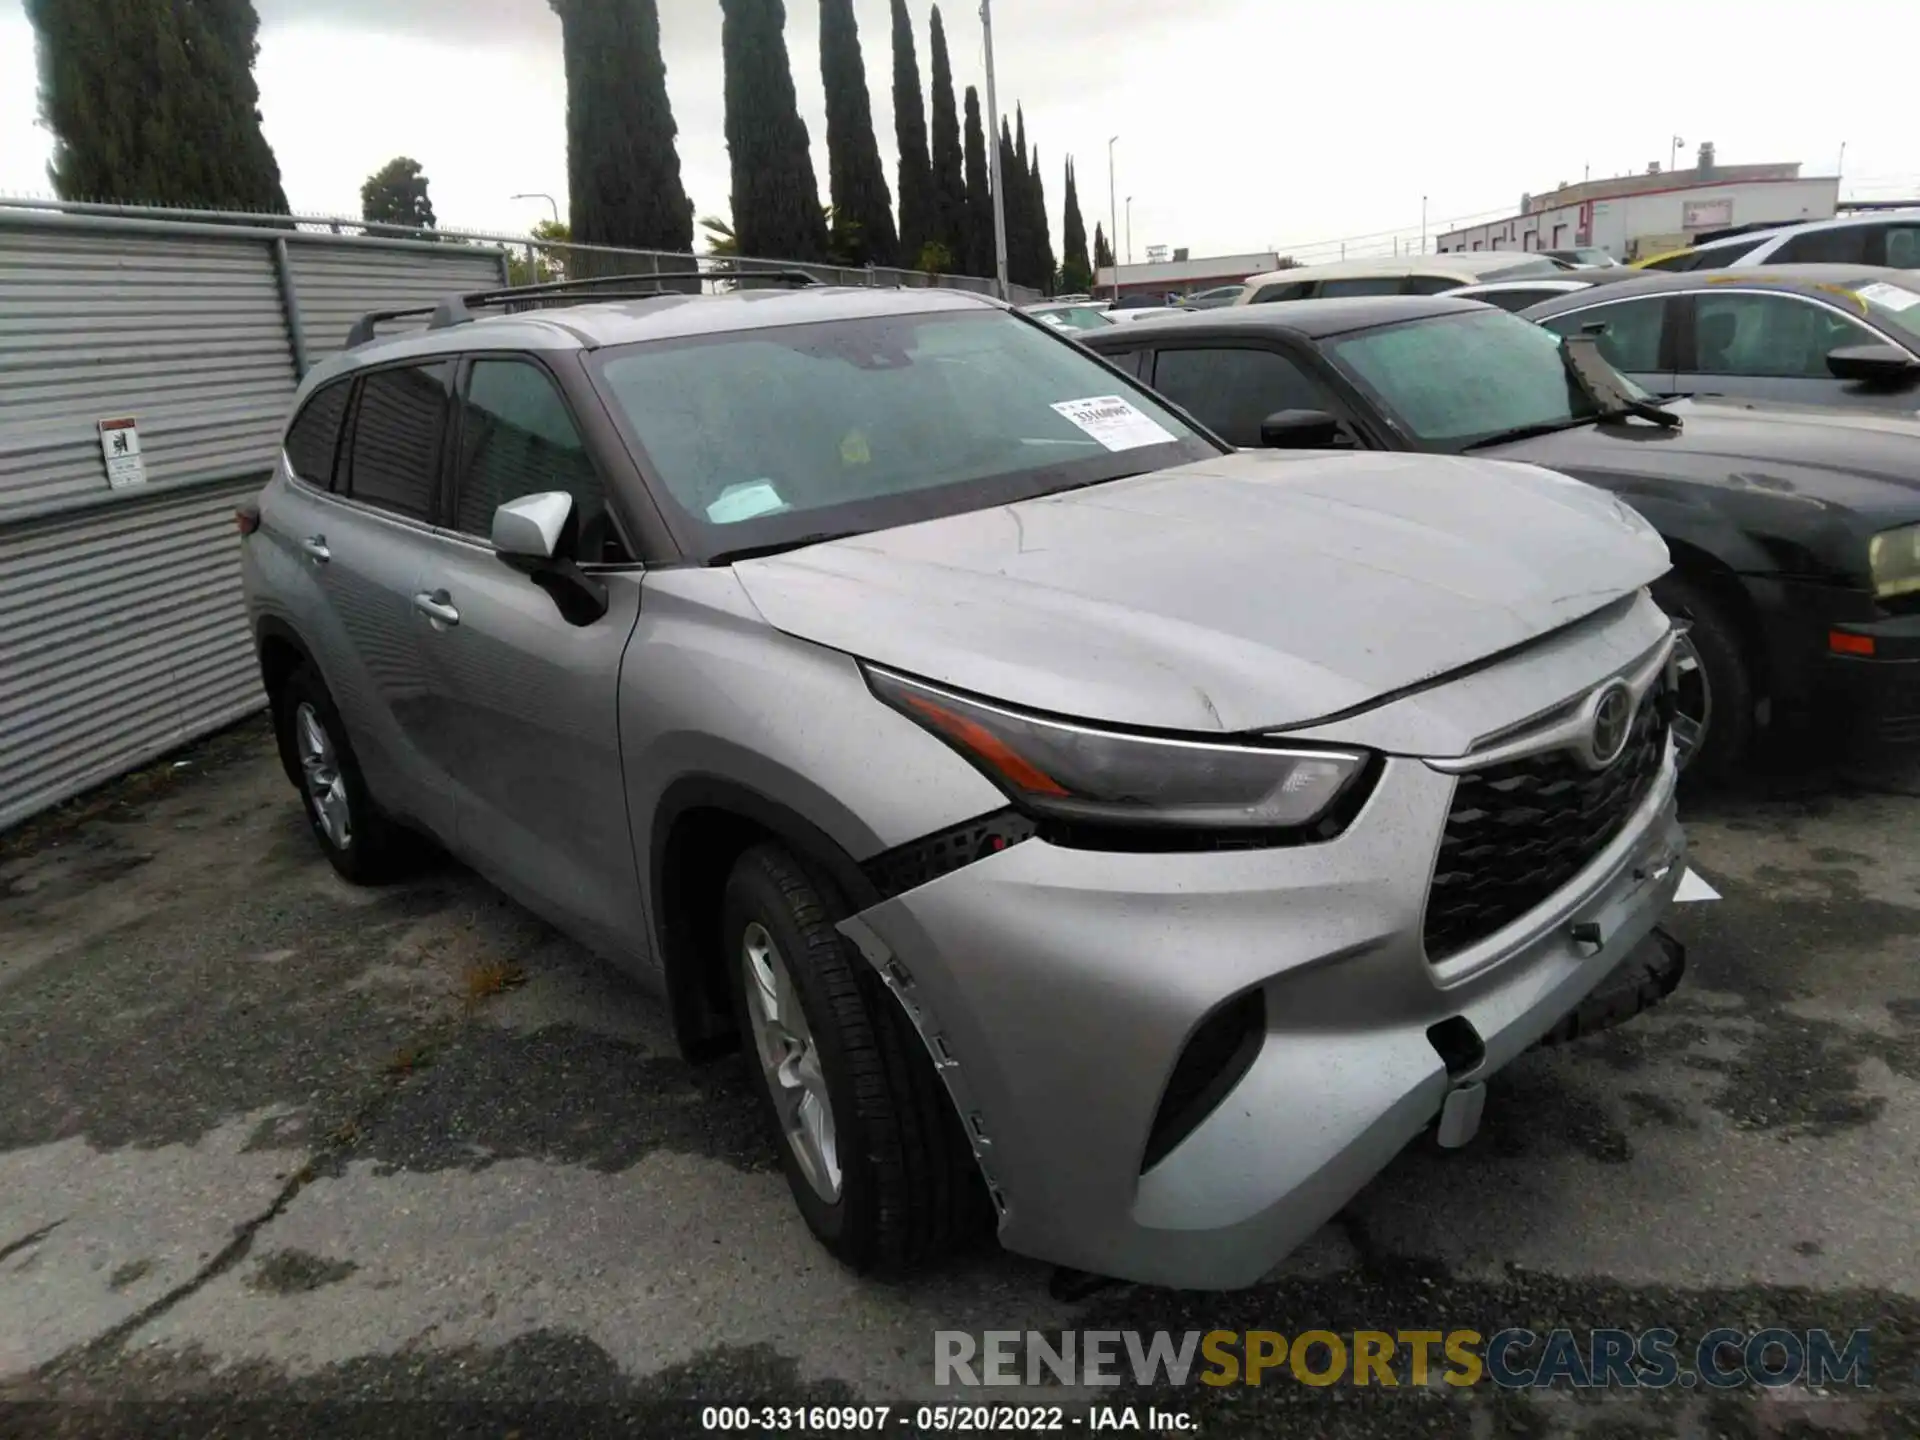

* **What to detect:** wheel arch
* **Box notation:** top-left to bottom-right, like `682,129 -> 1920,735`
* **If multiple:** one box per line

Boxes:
253,615 -> 320,787
648,774 -> 883,1063
1655,536 -> 1770,699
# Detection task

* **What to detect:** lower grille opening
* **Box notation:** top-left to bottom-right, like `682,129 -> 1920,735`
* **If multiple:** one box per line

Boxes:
1141,989 -> 1267,1173
1424,677 -> 1670,964
1426,1017 -> 1485,1079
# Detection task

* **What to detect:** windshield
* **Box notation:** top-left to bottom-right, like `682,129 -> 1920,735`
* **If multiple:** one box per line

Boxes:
1030,305 -> 1116,331
592,307 -> 1216,559
1856,278 -> 1920,348
1325,308 -> 1652,451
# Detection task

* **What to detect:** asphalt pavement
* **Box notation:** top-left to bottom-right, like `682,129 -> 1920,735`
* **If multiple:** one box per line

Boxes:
1,716 -> 1916,1438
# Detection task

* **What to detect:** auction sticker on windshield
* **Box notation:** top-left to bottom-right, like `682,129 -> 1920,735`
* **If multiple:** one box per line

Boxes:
1857,281 -> 1919,312
1051,396 -> 1177,452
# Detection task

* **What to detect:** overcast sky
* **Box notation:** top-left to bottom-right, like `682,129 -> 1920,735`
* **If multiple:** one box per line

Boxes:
2,0 -> 1915,264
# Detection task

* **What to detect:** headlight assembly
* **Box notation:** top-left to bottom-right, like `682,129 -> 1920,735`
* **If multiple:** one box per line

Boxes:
1869,523 -> 1920,601
864,666 -> 1372,838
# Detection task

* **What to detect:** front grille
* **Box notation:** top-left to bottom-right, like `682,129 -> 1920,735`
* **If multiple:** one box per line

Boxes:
1423,679 -> 1670,963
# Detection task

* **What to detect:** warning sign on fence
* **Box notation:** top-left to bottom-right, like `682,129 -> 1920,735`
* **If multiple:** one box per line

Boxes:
97,417 -> 148,490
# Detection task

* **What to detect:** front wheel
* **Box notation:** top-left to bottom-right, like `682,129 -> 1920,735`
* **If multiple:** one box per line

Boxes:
1652,573 -> 1753,781
721,844 -> 989,1274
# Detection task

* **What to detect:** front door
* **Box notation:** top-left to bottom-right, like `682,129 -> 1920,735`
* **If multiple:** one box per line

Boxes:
409,354 -> 646,960
1673,291 -> 1902,411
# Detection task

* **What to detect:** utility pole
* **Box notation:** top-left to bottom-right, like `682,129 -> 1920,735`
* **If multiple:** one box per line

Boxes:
1125,197 -> 1133,264
1107,136 -> 1120,301
980,0 -> 1009,298
1420,195 -> 1427,255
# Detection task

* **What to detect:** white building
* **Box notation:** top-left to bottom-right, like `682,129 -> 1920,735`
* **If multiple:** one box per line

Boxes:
1094,252 -> 1279,300
1438,156 -> 1839,262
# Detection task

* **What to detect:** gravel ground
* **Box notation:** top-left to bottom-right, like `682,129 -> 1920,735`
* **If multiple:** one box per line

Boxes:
1,717 -> 1916,1438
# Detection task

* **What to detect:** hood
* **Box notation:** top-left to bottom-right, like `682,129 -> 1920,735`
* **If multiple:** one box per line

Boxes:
1491,397 -> 1920,523
731,450 -> 1670,733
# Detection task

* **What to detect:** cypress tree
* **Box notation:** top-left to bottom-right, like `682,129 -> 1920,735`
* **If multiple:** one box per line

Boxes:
998,119 -> 1025,288
889,0 -> 933,267
27,0 -> 288,211
962,85 -> 993,279
1030,146 -> 1055,296
1093,222 -> 1113,272
1060,158 -> 1092,294
926,6 -> 967,265
1011,109 -> 1033,288
551,0 -> 694,254
721,0 -> 828,260
818,0 -> 897,267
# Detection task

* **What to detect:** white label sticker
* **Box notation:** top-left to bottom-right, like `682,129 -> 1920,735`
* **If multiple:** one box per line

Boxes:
706,480 -> 790,524
1857,281 -> 1920,313
1050,395 -> 1177,452
97,417 -> 147,490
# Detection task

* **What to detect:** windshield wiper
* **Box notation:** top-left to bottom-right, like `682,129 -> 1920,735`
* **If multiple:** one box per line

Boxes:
1461,417 -> 1594,450
708,530 -> 863,566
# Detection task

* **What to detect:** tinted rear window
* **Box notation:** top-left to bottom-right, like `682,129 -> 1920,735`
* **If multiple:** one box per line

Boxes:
344,363 -> 451,521
284,381 -> 350,489
1484,257 -> 1565,281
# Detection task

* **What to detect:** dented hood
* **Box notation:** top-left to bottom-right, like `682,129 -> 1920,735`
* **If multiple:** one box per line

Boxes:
731,449 -> 1671,733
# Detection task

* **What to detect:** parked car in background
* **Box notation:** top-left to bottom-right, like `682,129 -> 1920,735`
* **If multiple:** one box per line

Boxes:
243,275 -> 1691,1292
1110,292 -> 1177,310
1519,267 -> 1920,412
1236,252 -> 1567,304
1106,306 -> 1182,323
1444,271 -> 1639,313
1545,248 -> 1625,269
1082,298 -> 1920,779
1635,210 -> 1920,273
1023,301 -> 1118,333
1179,285 -> 1248,309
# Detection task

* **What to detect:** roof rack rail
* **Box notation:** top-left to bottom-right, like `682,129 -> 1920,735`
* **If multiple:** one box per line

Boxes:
345,265 -> 820,348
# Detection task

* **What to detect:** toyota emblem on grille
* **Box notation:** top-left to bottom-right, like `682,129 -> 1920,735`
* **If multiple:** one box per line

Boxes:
1585,681 -> 1636,770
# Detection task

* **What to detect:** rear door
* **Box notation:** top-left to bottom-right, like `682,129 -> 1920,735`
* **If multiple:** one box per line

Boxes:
275,360 -> 456,837
409,352 -> 647,959
1671,290 -> 1887,409
1534,295 -> 1677,395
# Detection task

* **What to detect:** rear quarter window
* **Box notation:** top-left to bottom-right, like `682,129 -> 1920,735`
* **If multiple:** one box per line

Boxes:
284,381 -> 351,489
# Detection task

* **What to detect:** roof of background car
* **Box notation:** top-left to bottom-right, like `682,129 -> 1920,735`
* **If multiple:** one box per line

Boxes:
1516,264 -> 1920,315
1079,294 -> 1483,342
1241,252 -> 1560,289
299,284 -> 1004,393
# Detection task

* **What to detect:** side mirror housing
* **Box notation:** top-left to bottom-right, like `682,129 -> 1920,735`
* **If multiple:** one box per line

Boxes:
1826,342 -> 1920,387
490,491 -> 609,626
1259,409 -> 1346,449
491,491 -> 575,560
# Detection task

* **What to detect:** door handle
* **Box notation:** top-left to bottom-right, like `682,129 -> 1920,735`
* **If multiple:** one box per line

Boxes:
412,590 -> 460,628
300,535 -> 330,563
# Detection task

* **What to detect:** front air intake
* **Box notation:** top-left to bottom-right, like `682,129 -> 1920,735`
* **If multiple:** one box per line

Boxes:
1141,988 -> 1267,1172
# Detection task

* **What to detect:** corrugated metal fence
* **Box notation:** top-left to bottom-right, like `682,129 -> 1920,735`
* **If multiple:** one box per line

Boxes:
0,202 -> 1035,831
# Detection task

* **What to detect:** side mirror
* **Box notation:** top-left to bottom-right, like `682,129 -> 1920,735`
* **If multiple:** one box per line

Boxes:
490,491 -> 609,627
1826,342 -> 1920,387
1259,409 -> 1346,449
491,491 -> 575,560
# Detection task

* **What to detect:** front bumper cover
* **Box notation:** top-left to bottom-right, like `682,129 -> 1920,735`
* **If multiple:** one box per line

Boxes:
839,746 -> 1684,1291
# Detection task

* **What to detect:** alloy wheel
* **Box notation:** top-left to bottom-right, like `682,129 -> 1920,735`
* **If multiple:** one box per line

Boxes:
1669,631 -> 1712,770
294,702 -> 352,850
741,920 -> 842,1202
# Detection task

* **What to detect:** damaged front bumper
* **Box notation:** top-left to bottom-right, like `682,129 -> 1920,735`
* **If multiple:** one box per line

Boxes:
839,746 -> 1685,1292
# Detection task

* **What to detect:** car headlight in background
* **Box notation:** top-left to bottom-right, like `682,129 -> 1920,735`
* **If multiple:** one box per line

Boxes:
864,666 -> 1371,836
1869,523 -> 1920,600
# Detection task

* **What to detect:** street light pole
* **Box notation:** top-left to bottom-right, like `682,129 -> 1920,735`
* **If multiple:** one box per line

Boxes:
1108,136 -> 1120,301
1669,135 -> 1683,174
1420,195 -> 1427,255
1126,196 -> 1133,265
981,0 -> 1010,299
512,192 -> 560,226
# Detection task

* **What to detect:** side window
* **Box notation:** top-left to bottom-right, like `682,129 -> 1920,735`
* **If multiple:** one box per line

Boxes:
1318,277 -> 1405,298
455,358 -> 616,558
1693,293 -> 1876,378
1771,226 -> 1869,265
1250,281 -> 1311,304
343,362 -> 451,521
1885,226 -> 1920,269
1403,275 -> 1463,296
1539,297 -> 1667,372
1477,288 -> 1552,313
284,381 -> 350,490
1150,346 -> 1340,447
1099,347 -> 1148,379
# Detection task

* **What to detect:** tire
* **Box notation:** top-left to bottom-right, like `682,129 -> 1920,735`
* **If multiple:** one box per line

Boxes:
274,665 -> 417,884
1651,571 -> 1753,782
721,843 -> 990,1274
1532,928 -> 1686,1049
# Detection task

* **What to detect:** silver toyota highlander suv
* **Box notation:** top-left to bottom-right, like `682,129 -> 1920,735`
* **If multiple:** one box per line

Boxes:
240,272 -> 1689,1291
